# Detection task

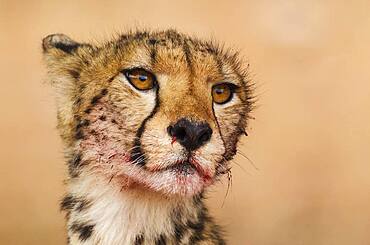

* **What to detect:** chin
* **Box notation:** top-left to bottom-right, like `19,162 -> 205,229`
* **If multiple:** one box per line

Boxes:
118,159 -> 216,197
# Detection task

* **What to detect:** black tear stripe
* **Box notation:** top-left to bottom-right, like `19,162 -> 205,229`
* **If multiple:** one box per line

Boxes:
155,234 -> 166,245
134,234 -> 144,245
211,53 -> 228,163
130,85 -> 160,166
71,222 -> 95,242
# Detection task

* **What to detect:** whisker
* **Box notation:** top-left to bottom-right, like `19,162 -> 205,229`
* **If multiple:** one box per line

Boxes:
230,159 -> 251,175
237,150 -> 259,170
221,168 -> 232,207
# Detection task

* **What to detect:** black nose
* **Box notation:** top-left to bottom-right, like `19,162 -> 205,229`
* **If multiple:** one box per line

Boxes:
167,118 -> 213,151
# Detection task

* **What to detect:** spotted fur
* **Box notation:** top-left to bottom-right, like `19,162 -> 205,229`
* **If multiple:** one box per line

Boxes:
43,29 -> 254,244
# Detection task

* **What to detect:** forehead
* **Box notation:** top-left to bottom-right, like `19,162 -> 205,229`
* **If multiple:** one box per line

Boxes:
112,30 -> 243,86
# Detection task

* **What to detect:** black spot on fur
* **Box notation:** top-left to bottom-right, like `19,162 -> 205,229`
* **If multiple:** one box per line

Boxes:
174,221 -> 186,242
111,119 -> 117,124
60,194 -> 78,211
101,88 -> 108,95
91,89 -> 108,105
75,97 -> 82,107
68,153 -> 82,178
182,40 -> 194,75
155,234 -> 166,245
188,207 -> 206,243
77,119 -> 90,128
134,234 -> 144,245
84,108 -> 92,114
71,222 -> 95,242
91,95 -> 101,105
148,38 -> 158,45
99,115 -> 106,121
75,117 -> 87,140
68,69 -> 80,80
75,199 -> 91,212
75,129 -> 84,140
61,194 -> 91,214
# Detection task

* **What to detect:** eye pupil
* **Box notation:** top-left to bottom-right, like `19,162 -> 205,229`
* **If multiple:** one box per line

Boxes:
139,75 -> 147,82
215,88 -> 224,94
212,83 -> 235,104
124,68 -> 155,91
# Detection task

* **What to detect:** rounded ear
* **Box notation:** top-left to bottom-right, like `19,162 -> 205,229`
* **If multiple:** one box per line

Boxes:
42,33 -> 95,81
42,33 -> 81,54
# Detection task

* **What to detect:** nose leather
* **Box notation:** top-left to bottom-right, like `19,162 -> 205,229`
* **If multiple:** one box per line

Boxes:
167,118 -> 213,151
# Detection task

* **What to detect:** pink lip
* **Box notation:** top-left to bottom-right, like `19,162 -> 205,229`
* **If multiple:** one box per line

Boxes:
188,157 -> 212,182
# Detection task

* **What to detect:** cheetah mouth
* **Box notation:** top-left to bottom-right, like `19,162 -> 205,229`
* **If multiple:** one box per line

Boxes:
168,161 -> 197,175
162,159 -> 213,182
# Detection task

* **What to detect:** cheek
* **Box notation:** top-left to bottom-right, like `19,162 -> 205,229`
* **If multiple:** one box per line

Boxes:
77,89 -> 156,169
214,104 -> 245,155
109,84 -> 157,129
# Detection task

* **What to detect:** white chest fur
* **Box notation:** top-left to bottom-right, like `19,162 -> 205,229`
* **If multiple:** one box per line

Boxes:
66,175 -> 196,245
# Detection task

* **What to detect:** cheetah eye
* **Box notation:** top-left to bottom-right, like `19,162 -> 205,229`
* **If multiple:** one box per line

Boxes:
212,83 -> 237,104
124,68 -> 156,91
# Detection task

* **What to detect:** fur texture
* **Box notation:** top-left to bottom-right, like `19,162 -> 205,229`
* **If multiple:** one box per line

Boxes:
43,29 -> 254,245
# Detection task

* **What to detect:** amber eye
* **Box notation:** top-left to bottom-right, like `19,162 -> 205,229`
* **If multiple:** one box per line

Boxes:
124,68 -> 156,91
212,83 -> 235,104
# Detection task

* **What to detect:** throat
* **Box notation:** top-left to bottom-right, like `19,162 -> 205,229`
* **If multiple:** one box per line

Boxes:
63,175 -> 206,245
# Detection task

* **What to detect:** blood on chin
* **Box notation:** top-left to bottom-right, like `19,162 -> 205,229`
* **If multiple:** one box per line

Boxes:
119,163 -> 214,197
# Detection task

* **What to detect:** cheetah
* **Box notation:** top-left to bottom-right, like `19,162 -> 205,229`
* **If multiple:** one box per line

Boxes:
42,29 -> 253,245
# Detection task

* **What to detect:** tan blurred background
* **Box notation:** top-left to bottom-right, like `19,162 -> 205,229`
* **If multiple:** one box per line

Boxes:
1,0 -> 370,244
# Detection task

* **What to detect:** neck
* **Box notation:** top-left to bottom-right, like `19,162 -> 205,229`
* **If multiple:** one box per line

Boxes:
61,174 -> 224,245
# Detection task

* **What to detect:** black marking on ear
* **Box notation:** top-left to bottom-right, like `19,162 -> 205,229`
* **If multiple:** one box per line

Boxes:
130,87 -> 160,166
155,234 -> 166,245
71,222 -> 95,242
54,42 -> 79,54
42,34 -> 81,54
134,234 -> 144,245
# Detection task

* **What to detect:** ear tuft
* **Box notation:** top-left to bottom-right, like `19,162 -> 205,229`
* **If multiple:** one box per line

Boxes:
42,34 -> 81,54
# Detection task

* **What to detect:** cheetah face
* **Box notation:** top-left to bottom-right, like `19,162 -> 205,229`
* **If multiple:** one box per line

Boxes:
43,31 -> 253,197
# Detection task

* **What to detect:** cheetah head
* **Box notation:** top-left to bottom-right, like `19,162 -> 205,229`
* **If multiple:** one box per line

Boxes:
43,30 -> 253,197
